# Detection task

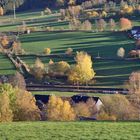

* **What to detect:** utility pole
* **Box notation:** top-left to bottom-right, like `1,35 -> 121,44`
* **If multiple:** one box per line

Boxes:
13,0 -> 16,19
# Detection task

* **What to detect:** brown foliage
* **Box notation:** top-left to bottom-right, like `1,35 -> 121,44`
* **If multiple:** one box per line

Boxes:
14,90 -> 40,121
1,35 -> 9,48
101,94 -> 134,120
73,98 -> 97,118
0,92 -> 13,122
9,71 -> 26,90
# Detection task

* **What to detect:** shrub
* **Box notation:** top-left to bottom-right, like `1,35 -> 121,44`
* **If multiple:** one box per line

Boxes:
117,47 -> 125,58
109,18 -> 116,31
73,102 -> 91,118
97,110 -> 117,121
65,48 -> 73,55
30,58 -> 45,80
9,71 -> 26,90
101,94 -> 133,120
49,61 -> 70,75
12,41 -> 24,55
44,8 -> 52,15
44,48 -> 51,55
81,20 -> 92,31
47,95 -> 75,121
73,98 -> 97,118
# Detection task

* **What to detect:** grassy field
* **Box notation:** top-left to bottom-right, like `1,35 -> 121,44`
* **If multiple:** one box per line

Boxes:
19,31 -> 140,87
0,54 -> 15,75
0,121 -> 140,140
0,10 -> 140,87
32,91 -> 111,98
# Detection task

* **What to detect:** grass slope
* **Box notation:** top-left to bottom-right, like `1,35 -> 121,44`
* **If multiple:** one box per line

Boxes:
19,31 -> 140,87
0,54 -> 15,75
0,122 -> 140,140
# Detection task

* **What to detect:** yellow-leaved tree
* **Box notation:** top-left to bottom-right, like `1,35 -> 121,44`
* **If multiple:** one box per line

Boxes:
47,95 -> 75,121
0,92 -> 13,122
68,51 -> 95,85
30,58 -> 45,80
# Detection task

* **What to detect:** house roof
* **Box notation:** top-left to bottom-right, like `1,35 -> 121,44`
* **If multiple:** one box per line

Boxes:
132,26 -> 140,30
34,94 -> 101,104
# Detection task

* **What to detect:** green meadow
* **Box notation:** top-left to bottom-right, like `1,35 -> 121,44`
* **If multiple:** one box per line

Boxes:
0,122 -> 140,140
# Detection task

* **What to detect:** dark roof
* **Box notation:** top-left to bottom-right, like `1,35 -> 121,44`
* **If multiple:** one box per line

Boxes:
34,95 -> 100,104
132,26 -> 140,30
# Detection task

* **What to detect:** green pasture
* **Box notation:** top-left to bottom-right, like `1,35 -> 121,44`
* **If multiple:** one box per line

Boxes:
0,54 -> 15,75
0,121 -> 140,140
32,91 -> 111,98
19,31 -> 140,87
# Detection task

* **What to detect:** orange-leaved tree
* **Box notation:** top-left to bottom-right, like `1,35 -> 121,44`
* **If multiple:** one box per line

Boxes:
119,18 -> 132,31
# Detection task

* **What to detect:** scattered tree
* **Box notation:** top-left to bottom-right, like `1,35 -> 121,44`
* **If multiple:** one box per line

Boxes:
47,95 -> 75,121
81,20 -> 92,31
117,47 -> 125,58
44,48 -> 51,55
119,18 -> 132,31
109,18 -> 116,31
68,51 -> 95,85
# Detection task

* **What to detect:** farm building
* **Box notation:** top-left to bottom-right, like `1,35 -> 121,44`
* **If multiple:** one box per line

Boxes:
128,26 -> 140,39
35,94 -> 103,120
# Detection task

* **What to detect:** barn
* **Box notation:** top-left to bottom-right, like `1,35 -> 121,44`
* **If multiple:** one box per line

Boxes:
35,94 -> 103,120
128,26 -> 140,39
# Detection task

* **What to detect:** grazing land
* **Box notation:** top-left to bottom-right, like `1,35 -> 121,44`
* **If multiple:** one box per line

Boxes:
0,122 -> 140,140
19,31 -> 140,87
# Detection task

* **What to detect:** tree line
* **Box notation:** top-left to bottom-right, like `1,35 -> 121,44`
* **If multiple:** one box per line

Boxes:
0,0 -> 139,13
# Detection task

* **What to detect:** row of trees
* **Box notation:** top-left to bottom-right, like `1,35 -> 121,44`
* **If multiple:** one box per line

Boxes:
68,17 -> 132,31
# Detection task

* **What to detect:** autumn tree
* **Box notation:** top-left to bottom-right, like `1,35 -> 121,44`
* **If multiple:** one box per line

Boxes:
81,20 -> 92,31
117,47 -> 125,58
0,6 -> 4,16
101,94 -> 134,120
9,71 -> 26,90
68,51 -> 95,85
30,58 -> 45,80
69,18 -> 81,30
0,92 -> 13,122
0,84 -> 40,121
11,41 -> 24,55
97,19 -> 107,31
44,48 -> 51,55
73,98 -> 97,118
108,18 -> 116,31
119,18 -> 132,31
15,90 -> 40,121
47,95 -> 75,121
48,61 -> 70,75
65,47 -> 73,55
0,35 -> 9,48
